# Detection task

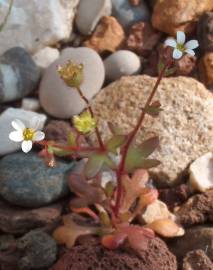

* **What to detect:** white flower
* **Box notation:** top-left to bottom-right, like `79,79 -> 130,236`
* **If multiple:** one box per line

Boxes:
9,117 -> 45,153
165,31 -> 199,60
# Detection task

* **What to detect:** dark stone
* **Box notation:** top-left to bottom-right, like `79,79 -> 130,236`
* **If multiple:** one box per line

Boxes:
17,230 -> 57,270
126,22 -> 162,57
183,249 -> 213,270
170,226 -> 213,261
0,199 -> 62,234
159,184 -> 191,209
51,237 -> 177,270
175,189 -> 213,226
0,47 -> 40,103
0,152 -> 75,208
197,12 -> 213,53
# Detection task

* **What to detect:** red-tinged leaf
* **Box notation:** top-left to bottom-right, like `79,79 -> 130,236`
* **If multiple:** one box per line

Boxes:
70,207 -> 99,222
139,136 -> 160,158
69,170 -> 105,206
53,215 -> 99,248
106,135 -> 127,154
120,170 -> 149,214
99,211 -> 111,227
117,224 -> 155,252
48,145 -> 72,157
101,233 -> 127,250
135,188 -> 159,214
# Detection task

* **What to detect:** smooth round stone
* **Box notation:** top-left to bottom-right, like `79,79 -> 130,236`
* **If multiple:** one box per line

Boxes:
111,0 -> 150,28
0,47 -> 40,103
104,50 -> 141,81
0,152 -> 75,208
17,230 -> 57,270
76,0 -> 112,35
39,47 -> 105,118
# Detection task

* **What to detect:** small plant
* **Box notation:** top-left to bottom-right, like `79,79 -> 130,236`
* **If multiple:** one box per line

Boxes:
9,31 -> 199,253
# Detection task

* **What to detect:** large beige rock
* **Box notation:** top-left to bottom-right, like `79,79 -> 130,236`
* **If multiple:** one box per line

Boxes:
152,0 -> 213,36
91,76 -> 213,186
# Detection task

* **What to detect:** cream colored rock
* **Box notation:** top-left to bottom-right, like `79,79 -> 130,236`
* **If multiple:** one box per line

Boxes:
189,152 -> 213,192
141,200 -> 175,224
32,47 -> 60,69
91,76 -> 213,185
152,0 -> 213,36
0,0 -> 79,54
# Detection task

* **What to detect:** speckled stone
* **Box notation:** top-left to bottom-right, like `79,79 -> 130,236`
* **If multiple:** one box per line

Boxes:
91,76 -> 213,186
0,47 -> 40,103
0,152 -> 75,208
17,230 -> 57,270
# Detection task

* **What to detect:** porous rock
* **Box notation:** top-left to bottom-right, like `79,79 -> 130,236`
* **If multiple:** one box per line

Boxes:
84,16 -> 125,54
152,0 -> 213,36
51,237 -> 177,270
183,249 -> 213,270
175,189 -> 213,226
91,76 -> 213,186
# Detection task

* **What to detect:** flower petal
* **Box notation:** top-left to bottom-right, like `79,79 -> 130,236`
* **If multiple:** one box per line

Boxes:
173,49 -> 183,59
176,31 -> 185,44
33,131 -> 45,141
30,117 -> 41,130
185,40 -> 199,50
164,38 -> 177,48
21,140 -> 32,153
11,119 -> 25,131
185,49 -> 195,56
9,131 -> 23,142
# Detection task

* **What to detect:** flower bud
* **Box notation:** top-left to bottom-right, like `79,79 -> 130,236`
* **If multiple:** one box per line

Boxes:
58,61 -> 84,88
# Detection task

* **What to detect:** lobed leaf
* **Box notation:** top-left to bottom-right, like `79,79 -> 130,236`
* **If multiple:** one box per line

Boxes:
144,101 -> 162,117
106,135 -> 127,154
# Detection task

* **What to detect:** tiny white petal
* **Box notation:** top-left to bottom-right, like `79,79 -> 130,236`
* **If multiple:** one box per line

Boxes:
165,38 -> 177,48
9,131 -> 23,142
33,131 -> 45,141
11,119 -> 25,131
185,49 -> 195,56
30,117 -> 41,130
173,49 -> 183,59
176,31 -> 186,44
185,40 -> 199,50
21,140 -> 32,153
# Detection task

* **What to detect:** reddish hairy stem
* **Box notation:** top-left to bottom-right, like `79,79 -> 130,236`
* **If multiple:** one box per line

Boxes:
114,63 -> 169,216
76,87 -> 105,150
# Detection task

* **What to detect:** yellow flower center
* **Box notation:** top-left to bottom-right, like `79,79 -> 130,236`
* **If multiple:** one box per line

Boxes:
176,43 -> 185,52
73,111 -> 96,134
23,128 -> 35,141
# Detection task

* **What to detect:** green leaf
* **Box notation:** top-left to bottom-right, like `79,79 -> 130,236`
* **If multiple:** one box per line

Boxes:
139,159 -> 161,169
144,101 -> 162,117
106,135 -> 127,153
124,142 -> 160,173
48,146 -> 72,157
84,154 -> 105,178
165,67 -> 176,76
67,132 -> 76,146
107,122 -> 123,135
139,136 -> 160,158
